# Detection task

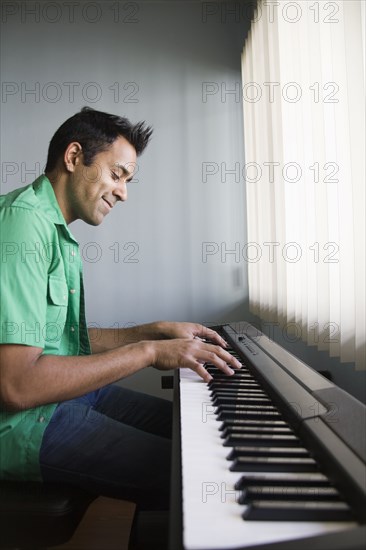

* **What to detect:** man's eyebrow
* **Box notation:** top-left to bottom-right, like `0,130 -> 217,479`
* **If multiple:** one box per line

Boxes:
114,163 -> 134,181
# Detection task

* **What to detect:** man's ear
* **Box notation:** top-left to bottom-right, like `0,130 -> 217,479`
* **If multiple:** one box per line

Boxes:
64,142 -> 83,172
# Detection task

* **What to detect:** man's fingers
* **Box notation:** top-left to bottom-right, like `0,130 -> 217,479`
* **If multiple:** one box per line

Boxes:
203,353 -> 236,376
191,363 -> 213,383
207,344 -> 242,370
190,342 -> 242,378
201,327 -> 228,348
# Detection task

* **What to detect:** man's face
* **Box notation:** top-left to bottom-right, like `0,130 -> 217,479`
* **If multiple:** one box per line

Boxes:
66,136 -> 137,226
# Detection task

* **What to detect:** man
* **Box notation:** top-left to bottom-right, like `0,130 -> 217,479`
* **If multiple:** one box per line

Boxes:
0,107 -> 241,510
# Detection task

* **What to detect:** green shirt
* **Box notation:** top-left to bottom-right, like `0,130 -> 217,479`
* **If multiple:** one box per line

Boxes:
0,175 -> 91,480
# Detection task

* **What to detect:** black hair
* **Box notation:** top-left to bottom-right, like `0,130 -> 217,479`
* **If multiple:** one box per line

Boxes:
45,107 -> 153,172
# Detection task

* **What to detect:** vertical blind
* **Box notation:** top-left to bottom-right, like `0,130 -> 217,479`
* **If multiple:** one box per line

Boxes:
242,0 -> 365,369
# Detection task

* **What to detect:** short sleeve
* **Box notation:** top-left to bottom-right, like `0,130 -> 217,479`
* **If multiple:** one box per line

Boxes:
0,207 -> 51,348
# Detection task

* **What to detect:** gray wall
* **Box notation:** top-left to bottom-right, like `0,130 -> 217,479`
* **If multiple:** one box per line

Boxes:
3,1 -> 362,403
1,0 -> 250,398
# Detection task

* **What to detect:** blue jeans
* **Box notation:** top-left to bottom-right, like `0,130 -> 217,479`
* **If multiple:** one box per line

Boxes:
39,385 -> 172,510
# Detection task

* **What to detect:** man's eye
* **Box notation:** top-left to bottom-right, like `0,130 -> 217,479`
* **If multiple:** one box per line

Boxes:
111,172 -> 120,181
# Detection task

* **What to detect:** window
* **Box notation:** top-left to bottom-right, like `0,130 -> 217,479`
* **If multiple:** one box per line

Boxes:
242,0 -> 365,368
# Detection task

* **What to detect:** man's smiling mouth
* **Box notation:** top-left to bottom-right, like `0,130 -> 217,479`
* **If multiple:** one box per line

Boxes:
102,197 -> 113,210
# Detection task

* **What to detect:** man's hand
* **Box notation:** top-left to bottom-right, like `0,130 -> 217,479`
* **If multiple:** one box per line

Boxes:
151,321 -> 229,348
149,337 -> 242,383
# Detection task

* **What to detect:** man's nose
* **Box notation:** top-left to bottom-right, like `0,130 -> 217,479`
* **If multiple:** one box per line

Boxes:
113,181 -> 128,202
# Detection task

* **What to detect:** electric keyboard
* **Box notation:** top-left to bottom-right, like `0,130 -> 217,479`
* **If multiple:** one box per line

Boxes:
169,321 -> 366,550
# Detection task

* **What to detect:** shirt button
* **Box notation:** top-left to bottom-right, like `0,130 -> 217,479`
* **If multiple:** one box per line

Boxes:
70,326 -> 75,332
71,250 -> 76,256
70,289 -> 76,294
38,416 -> 45,423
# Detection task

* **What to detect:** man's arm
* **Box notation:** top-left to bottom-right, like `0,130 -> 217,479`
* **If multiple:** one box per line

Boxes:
0,336 -> 241,412
88,321 -> 228,352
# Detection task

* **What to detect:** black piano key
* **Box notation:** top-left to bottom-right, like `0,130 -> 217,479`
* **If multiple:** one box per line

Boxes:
210,387 -> 266,395
205,363 -> 250,371
209,382 -> 262,390
210,386 -> 270,400
217,403 -> 277,411
213,396 -> 271,406
206,365 -> 250,372
207,372 -> 253,380
217,407 -> 280,421
223,434 -> 301,447
211,386 -> 263,394
227,446 -> 310,460
209,373 -> 258,381
209,368 -> 253,375
224,433 -> 301,447
219,410 -> 282,422
242,500 -> 353,521
221,426 -> 293,438
212,388 -> 268,394
239,485 -> 341,504
230,456 -> 318,472
211,388 -> 267,395
219,419 -> 288,430
235,472 -> 330,490
212,395 -> 269,405
209,375 -> 256,384
217,409 -> 281,421
208,366 -> 251,372
209,373 -> 256,381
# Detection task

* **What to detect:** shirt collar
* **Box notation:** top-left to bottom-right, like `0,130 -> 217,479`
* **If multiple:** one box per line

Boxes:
32,175 -> 78,244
